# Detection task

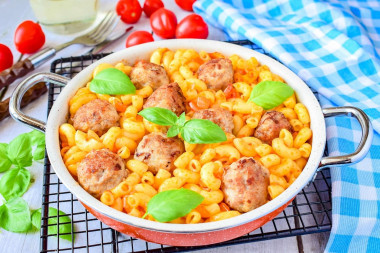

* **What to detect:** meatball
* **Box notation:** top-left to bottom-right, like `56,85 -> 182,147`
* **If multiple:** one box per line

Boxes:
192,108 -> 234,133
77,149 -> 129,198
130,61 -> 169,90
72,99 -> 120,136
197,58 -> 234,91
222,157 -> 269,213
143,82 -> 186,116
134,132 -> 185,174
254,111 -> 293,144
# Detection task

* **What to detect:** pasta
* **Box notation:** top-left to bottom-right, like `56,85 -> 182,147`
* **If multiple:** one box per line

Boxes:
60,48 -> 313,224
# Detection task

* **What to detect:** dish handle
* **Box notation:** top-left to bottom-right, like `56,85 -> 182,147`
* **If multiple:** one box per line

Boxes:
317,106 -> 373,171
9,72 -> 70,133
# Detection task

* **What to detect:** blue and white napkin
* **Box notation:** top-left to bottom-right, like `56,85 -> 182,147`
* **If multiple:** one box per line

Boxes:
194,0 -> 380,252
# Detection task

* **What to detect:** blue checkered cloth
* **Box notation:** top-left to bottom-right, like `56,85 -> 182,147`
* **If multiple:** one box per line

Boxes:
193,0 -> 380,252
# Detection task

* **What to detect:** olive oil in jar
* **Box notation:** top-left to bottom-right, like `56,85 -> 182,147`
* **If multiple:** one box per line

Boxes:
29,0 -> 98,35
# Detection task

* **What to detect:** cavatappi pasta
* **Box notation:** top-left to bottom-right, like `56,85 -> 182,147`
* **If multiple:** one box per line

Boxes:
59,48 -> 312,223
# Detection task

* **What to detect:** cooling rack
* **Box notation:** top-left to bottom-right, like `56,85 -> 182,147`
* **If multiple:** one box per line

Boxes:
40,40 -> 332,252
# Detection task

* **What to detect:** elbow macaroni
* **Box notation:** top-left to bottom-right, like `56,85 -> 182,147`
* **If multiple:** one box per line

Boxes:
60,48 -> 313,224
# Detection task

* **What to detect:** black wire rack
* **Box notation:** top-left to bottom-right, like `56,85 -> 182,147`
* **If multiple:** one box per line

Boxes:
40,40 -> 332,253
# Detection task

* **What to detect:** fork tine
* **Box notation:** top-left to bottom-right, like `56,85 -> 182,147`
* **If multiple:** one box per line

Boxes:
91,14 -> 119,43
84,11 -> 113,40
90,11 -> 118,41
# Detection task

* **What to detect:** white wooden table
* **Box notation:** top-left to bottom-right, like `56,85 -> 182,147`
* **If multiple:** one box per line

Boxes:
0,0 -> 329,252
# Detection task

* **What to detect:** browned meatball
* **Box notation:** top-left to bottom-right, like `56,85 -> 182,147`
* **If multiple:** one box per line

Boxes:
72,99 -> 120,136
192,108 -> 234,133
134,132 -> 185,174
143,82 -> 186,116
77,149 -> 129,198
130,61 -> 169,90
254,111 -> 293,144
197,58 -> 234,91
222,157 -> 269,213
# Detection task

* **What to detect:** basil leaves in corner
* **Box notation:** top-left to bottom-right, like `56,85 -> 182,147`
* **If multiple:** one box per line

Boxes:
32,207 -> 74,242
0,167 -> 31,201
138,108 -> 227,144
249,81 -> 294,110
0,197 -> 32,232
143,189 -> 204,222
90,68 -> 136,95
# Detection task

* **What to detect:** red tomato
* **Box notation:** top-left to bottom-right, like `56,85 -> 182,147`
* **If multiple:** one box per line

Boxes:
116,0 -> 142,24
143,0 -> 164,17
224,83 -> 239,99
150,8 -> 177,39
176,14 -> 208,39
219,203 -> 230,212
175,0 -> 196,11
126,31 -> 154,48
14,21 -> 45,54
0,44 -> 13,72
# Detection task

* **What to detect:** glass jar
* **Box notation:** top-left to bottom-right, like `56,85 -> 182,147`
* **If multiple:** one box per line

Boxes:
29,0 -> 98,35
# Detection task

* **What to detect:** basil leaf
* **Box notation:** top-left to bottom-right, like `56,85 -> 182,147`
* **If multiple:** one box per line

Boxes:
28,130 -> 44,144
0,204 -> 4,218
144,189 -> 204,222
32,207 -> 74,242
7,133 -> 32,168
0,143 -> 12,172
249,81 -> 294,110
0,167 -> 31,200
177,112 -> 186,127
138,107 -> 178,126
0,197 -> 31,232
90,68 -> 136,95
167,126 -> 180,137
28,130 -> 46,161
181,119 -> 227,144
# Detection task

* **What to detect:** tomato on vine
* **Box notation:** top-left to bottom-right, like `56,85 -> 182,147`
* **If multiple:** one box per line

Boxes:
14,21 -> 45,54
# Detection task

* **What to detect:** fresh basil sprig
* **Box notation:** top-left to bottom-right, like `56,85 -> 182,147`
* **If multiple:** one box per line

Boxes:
0,197 -> 32,232
32,207 -> 75,242
0,130 -> 46,175
0,130 -> 74,240
0,167 -> 31,201
90,68 -> 136,95
138,107 -> 227,144
142,188 -> 204,222
249,81 -> 294,110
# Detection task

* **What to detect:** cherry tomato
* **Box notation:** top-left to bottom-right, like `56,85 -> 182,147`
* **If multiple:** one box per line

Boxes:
0,44 -> 13,72
126,31 -> 154,48
176,14 -> 208,39
14,21 -> 45,54
150,8 -> 177,39
143,0 -> 164,17
116,0 -> 142,24
175,0 -> 196,11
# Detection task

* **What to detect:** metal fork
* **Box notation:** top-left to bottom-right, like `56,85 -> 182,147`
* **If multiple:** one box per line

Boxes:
0,11 -> 119,89
29,11 -> 119,67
